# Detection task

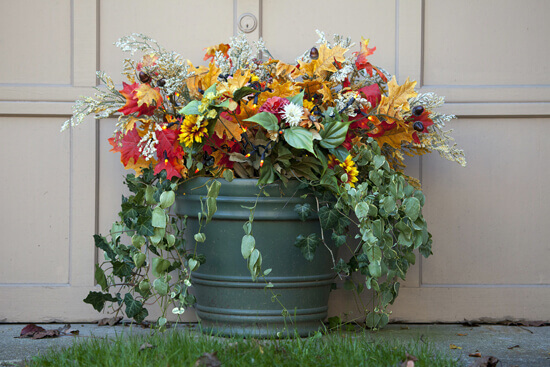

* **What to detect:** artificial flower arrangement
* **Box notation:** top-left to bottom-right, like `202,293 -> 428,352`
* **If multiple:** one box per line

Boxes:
63,31 -> 465,331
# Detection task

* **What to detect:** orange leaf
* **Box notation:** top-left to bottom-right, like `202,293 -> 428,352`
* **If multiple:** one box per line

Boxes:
135,84 -> 163,108
450,344 -> 462,350
199,63 -> 221,91
124,156 -> 154,176
214,116 -> 243,141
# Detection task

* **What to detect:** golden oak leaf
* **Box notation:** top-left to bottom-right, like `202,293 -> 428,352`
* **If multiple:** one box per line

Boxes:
318,83 -> 334,103
275,61 -> 300,80
120,116 -> 153,133
124,156 -> 154,176
259,80 -> 300,104
135,84 -> 162,108
299,44 -> 347,80
199,63 -> 221,90
374,126 -> 415,150
186,64 -> 209,98
214,116 -> 243,141
378,76 -> 417,119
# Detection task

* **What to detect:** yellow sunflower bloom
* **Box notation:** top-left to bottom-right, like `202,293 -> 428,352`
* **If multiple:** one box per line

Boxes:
179,115 -> 208,147
339,155 -> 359,187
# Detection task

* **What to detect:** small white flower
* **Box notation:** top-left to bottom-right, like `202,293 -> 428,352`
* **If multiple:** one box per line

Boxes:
282,103 -> 303,126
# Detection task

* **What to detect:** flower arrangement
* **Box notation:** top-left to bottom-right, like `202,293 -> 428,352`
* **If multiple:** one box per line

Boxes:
63,31 -> 465,330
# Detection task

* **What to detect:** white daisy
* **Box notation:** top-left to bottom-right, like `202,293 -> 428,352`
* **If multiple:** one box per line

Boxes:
282,103 -> 303,126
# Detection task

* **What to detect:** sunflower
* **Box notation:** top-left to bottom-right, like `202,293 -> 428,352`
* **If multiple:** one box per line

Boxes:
179,115 -> 208,147
339,155 -> 359,187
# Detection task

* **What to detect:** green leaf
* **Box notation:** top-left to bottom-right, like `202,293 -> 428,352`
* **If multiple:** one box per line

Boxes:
244,112 -> 279,131
223,169 -> 234,182
294,203 -> 313,221
203,83 -> 218,96
94,265 -> 108,291
178,100 -> 200,115
150,227 -> 165,246
133,253 -> 146,268
194,233 -> 206,242
373,155 -> 386,169
258,160 -> 276,185
403,197 -> 421,221
320,120 -> 351,149
294,233 -> 321,261
263,268 -> 272,276
248,249 -> 261,279
110,222 -> 124,241
368,261 -> 382,278
131,234 -> 145,249
112,261 -> 134,279
318,206 -> 339,230
84,291 -> 117,312
286,91 -> 304,107
206,196 -> 217,224
165,234 -> 176,248
151,257 -> 171,277
243,222 -> 252,235
395,220 -> 413,246
284,127 -> 315,154
153,278 -> 169,296
355,202 -> 370,220
135,210 -> 154,237
145,185 -> 156,205
152,207 -> 167,228
159,191 -> 175,209
241,234 -> 255,259
365,245 -> 382,263
93,235 -> 116,260
188,258 -> 199,271
233,86 -> 257,102
381,195 -> 396,214
329,146 -> 350,162
331,232 -> 347,247
207,180 -> 221,198
334,258 -> 350,274
139,280 -> 150,292
124,293 -> 148,322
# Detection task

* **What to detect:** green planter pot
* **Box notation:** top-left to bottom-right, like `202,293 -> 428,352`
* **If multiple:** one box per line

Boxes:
175,178 -> 335,337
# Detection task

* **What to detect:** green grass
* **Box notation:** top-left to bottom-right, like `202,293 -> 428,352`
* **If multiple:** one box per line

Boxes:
29,329 -> 463,367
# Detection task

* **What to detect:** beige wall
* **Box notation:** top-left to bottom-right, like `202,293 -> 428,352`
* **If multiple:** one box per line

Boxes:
1,0 -> 548,323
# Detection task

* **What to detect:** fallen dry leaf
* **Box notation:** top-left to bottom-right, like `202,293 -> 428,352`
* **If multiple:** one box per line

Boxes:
32,329 -> 60,339
469,356 -> 500,367
457,333 -> 468,336
469,352 -> 482,358
507,344 -> 520,350
98,316 -> 123,326
194,352 -> 222,367
450,344 -> 463,350
400,326 -> 410,330
20,324 -> 46,338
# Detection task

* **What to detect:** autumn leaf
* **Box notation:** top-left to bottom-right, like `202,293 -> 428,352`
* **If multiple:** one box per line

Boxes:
199,63 -> 221,91
125,157 -> 153,176
204,43 -> 230,61
373,126 -> 416,150
186,64 -> 209,98
214,116 -> 244,141
137,54 -> 158,71
154,157 -> 185,180
156,126 -> 180,159
120,127 -> 143,166
299,44 -> 347,80
135,84 -> 163,108
275,61 -> 300,80
378,76 -> 417,120
449,344 -> 462,350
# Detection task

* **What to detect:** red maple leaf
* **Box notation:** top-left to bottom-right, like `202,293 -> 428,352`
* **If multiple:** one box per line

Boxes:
156,126 -> 181,160
154,158 -> 183,180
358,84 -> 382,107
118,82 -> 162,117
119,128 -> 142,166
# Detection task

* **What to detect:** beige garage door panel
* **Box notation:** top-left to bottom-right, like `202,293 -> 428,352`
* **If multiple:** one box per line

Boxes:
421,117 -> 550,285
0,1 -> 72,85
262,0 -> 396,71
423,0 -> 550,86
0,117 -> 70,284
99,0 -> 234,79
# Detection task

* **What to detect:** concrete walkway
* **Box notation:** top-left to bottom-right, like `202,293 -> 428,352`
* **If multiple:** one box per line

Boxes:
0,323 -> 548,366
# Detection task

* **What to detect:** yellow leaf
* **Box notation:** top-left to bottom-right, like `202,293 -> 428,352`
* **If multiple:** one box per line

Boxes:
199,63 -> 221,90
374,126 -> 415,150
299,44 -> 347,80
120,116 -> 152,133
449,344 -> 462,350
275,61 -> 299,79
214,116 -> 243,141
135,84 -> 162,108
124,157 -> 154,176
378,76 -> 417,119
